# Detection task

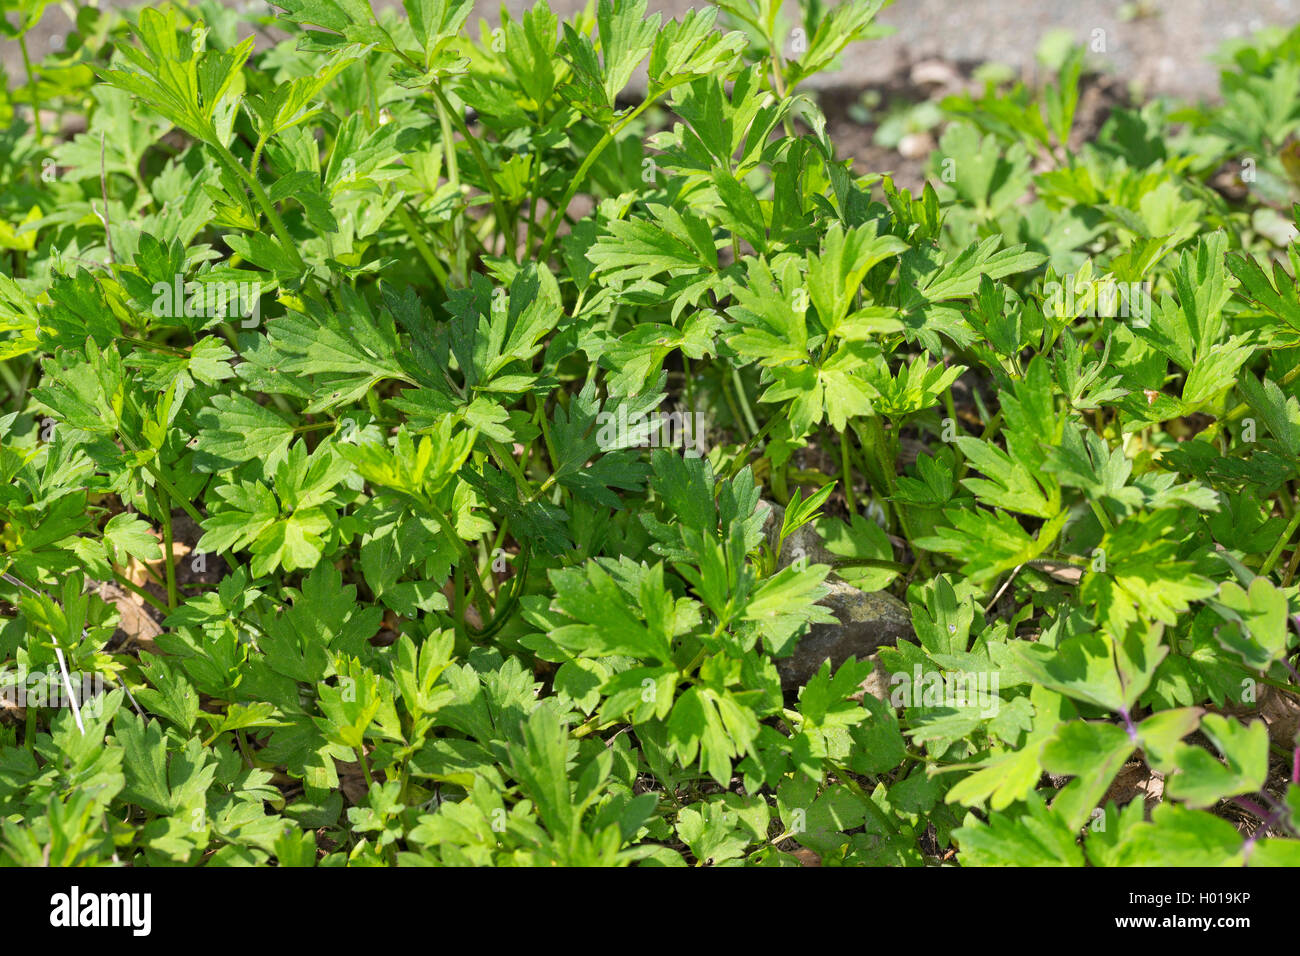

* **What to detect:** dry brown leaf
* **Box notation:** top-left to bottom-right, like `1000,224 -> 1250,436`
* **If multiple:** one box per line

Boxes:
791,846 -> 822,867
92,580 -> 162,652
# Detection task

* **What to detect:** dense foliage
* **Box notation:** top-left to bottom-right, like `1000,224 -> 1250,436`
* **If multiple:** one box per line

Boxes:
2,0 -> 1300,866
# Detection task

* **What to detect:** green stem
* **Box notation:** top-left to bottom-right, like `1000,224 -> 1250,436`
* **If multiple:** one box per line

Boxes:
1262,508 -> 1300,577
571,713 -> 620,739
393,203 -> 449,286
428,83 -> 514,263
978,410 -> 1003,442
248,131 -> 269,178
115,408 -> 207,530
943,386 -> 958,434
731,367 -> 760,438
536,399 -> 559,477
145,461 -> 204,525
722,415 -> 779,481
1089,498 -> 1114,533
1283,534 -> 1300,589
19,33 -> 43,145
1206,363 -> 1300,442
766,43 -> 797,140
451,563 -> 465,639
117,335 -> 186,356
526,473 -> 558,505
523,136 -> 545,258
468,547 -> 530,642
858,416 -> 897,499
210,140 -> 305,274
363,59 -> 379,128
1279,484 -> 1296,521
431,97 -> 466,285
840,429 -> 856,515
110,567 -> 170,614
829,761 -> 900,836
537,94 -> 668,262
429,503 -> 491,618
682,356 -> 697,419
292,420 -> 337,435
160,491 -> 178,612
489,439 -> 534,500
721,373 -> 749,440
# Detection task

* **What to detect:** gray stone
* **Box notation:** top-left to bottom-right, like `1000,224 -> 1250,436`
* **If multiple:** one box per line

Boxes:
759,499 -> 914,690
776,578 -> 914,690
759,498 -> 839,569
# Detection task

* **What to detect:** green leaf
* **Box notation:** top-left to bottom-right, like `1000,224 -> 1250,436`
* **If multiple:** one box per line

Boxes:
953,791 -> 1085,866
1040,721 -> 1135,829
194,393 -> 295,471
549,559 -> 676,665
1166,714 -> 1269,809
104,512 -> 162,564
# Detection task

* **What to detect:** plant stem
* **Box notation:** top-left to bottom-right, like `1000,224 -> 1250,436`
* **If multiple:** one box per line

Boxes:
722,415 -> 779,482
829,761 -> 899,836
1206,363 -> 1300,442
840,429 -> 856,515
117,336 -> 187,356
1088,498 -> 1114,533
535,399 -> 559,477
430,89 -> 467,284
429,504 -> 491,619
571,713 -> 620,739
393,203 -> 449,286
537,93 -> 670,262
159,490 -> 178,611
24,705 -> 37,753
210,140 -> 305,274
248,131 -> 268,177
1118,706 -> 1140,744
19,34 -> 43,145
145,461 -> 204,525
110,568 -> 170,614
731,367 -> 760,438
682,356 -> 697,419
428,83 -> 515,263
1283,535 -> 1300,588
523,138 -> 545,258
721,373 -> 749,440
488,439 -> 534,500
1262,508 -> 1300,577
943,386 -> 958,430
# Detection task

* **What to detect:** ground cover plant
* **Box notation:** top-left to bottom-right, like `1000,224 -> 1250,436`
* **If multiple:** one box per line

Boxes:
1,0 -> 1300,867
